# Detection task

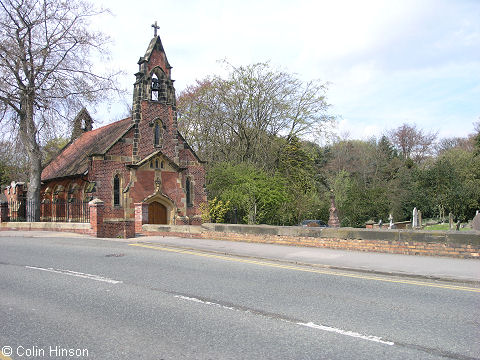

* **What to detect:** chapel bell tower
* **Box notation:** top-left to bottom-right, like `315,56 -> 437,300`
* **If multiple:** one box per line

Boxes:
131,22 -> 178,162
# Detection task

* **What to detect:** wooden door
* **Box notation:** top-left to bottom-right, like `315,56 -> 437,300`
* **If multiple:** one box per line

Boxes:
148,202 -> 167,224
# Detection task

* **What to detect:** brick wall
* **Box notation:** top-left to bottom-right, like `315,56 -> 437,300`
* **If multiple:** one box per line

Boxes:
107,127 -> 134,156
2,182 -> 26,202
140,224 -> 480,259
103,220 -> 135,238
197,232 -> 480,258
135,203 -> 148,233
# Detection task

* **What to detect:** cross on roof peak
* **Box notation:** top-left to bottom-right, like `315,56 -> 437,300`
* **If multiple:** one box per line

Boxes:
151,21 -> 160,37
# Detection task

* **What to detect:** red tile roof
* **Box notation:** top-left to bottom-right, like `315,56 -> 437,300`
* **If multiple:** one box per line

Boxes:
42,117 -> 132,181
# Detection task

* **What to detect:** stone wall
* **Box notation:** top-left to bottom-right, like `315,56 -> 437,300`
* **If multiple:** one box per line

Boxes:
3,200 -> 479,258
141,223 -> 480,259
0,221 -> 91,234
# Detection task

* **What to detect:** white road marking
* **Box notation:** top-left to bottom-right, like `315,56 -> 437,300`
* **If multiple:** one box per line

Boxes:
297,322 -> 394,346
25,266 -> 122,284
175,294 -> 394,346
174,295 -> 238,311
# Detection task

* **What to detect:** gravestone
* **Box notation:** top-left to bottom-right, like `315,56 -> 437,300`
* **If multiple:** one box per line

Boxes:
439,205 -> 445,223
388,214 -> 393,229
472,213 -> 480,231
412,207 -> 418,228
449,213 -> 454,230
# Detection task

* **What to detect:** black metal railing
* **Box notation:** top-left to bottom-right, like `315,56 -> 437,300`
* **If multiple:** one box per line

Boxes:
7,199 -> 90,223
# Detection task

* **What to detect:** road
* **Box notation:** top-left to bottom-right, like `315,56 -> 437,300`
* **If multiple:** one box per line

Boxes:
0,235 -> 479,359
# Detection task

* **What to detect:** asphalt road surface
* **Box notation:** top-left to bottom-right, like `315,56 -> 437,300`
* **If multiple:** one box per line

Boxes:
0,235 -> 479,360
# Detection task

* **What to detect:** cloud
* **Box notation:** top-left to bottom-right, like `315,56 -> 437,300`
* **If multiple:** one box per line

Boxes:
92,0 -> 480,140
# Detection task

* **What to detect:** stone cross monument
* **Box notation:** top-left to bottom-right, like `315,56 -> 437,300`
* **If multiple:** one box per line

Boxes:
328,191 -> 340,228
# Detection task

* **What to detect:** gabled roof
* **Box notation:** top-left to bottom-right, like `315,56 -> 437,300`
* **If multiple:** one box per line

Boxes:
42,117 -> 132,181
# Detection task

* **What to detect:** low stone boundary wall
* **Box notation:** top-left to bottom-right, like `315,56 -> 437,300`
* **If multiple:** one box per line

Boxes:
2,198 -> 479,257
0,221 -> 92,235
141,223 -> 480,259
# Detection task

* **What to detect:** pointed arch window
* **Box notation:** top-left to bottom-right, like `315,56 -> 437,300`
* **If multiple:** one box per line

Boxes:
154,122 -> 161,146
153,120 -> 164,147
186,177 -> 192,207
113,174 -> 121,207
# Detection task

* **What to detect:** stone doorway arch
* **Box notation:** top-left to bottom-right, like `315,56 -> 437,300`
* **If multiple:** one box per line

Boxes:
143,193 -> 175,225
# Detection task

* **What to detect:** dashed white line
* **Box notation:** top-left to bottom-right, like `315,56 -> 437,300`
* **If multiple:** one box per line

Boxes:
25,266 -> 122,284
297,322 -> 394,346
175,294 -> 394,346
174,295 -> 238,311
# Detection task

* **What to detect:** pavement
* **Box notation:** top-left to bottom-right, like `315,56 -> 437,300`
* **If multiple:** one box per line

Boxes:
1,230 -> 479,284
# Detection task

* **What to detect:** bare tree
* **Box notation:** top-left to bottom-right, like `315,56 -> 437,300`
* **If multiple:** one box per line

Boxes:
0,138 -> 29,183
177,62 -> 335,168
0,0 -> 121,220
436,136 -> 474,155
388,123 -> 437,163
474,119 -> 480,134
473,119 -> 480,155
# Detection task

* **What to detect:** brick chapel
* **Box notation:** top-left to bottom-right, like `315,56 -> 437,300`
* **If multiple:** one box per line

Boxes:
40,28 -> 206,231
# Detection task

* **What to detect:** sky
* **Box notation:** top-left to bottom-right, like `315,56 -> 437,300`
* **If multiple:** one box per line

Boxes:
92,0 -> 480,141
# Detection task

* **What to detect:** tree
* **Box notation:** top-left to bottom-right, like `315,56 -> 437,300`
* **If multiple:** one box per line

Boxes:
0,0 -> 119,220
388,123 -> 437,163
0,139 -> 29,183
474,119 -> 480,155
277,137 -> 328,224
42,136 -> 69,165
207,163 -> 289,225
415,148 -> 480,221
436,136 -> 473,155
0,160 -> 12,185
177,62 -> 334,168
